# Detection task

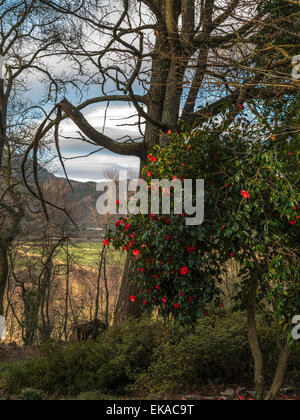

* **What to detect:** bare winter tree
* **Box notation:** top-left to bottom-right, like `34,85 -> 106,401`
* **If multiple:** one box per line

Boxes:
0,0 -> 83,316
26,0 -> 300,321
35,0 -> 300,147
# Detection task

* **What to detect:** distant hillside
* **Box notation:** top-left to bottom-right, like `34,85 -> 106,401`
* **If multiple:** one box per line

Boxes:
8,154 -> 120,238
41,174 -> 106,238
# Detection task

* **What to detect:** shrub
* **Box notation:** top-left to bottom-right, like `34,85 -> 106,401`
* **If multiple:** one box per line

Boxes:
19,389 -> 42,401
5,316 -> 168,396
110,120 -> 299,398
73,391 -> 116,400
5,314 -> 299,398
131,312 -> 298,396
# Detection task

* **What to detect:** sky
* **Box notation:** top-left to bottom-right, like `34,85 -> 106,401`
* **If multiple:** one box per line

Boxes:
26,66 -> 142,183
47,103 -> 141,182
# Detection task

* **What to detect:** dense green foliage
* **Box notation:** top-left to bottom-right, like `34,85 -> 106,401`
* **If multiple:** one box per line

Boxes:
19,389 -> 43,401
4,317 -> 167,396
132,313 -> 300,396
110,119 -> 299,337
3,314 -> 299,398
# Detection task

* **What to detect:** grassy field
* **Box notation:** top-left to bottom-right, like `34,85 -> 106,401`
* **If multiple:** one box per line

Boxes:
14,241 -> 125,270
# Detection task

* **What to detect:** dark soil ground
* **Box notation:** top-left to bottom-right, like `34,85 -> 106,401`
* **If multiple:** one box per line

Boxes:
0,343 -> 41,362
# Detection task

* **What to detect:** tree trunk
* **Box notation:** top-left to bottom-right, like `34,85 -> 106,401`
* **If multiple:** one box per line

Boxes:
0,245 -> 9,317
0,78 -> 6,168
64,242 -> 70,341
113,255 -> 142,325
247,274 -> 265,400
161,60 -> 184,129
265,344 -> 291,400
144,23 -> 171,149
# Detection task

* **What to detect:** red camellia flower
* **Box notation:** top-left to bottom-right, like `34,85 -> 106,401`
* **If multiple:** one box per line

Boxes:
166,235 -> 172,241
241,190 -> 250,199
155,285 -> 160,290
180,292 -> 184,297
173,303 -> 180,309
289,220 -> 296,226
104,238 -> 109,247
222,225 -> 225,230
147,171 -> 152,177
225,183 -> 230,189
187,245 -> 197,253
230,252 -> 235,258
139,268 -> 145,272
238,104 -> 244,109
148,154 -> 157,162
133,249 -> 140,258
164,217 -> 171,225
130,296 -> 136,303
188,296 -> 195,303
293,206 -> 297,211
150,214 -> 157,221
162,297 -> 168,303
180,267 -> 189,276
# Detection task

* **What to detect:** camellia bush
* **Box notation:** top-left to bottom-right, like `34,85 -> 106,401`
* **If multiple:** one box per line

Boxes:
109,116 -> 299,400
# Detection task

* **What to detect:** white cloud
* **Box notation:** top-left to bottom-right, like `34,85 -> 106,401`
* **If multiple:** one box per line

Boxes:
48,103 -> 142,182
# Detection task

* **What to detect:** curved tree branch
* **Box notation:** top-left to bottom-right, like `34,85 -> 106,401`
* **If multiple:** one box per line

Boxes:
58,98 -> 147,159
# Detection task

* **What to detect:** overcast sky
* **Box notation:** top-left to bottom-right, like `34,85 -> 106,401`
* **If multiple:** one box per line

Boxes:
16,27 -> 145,184
46,102 -> 141,182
